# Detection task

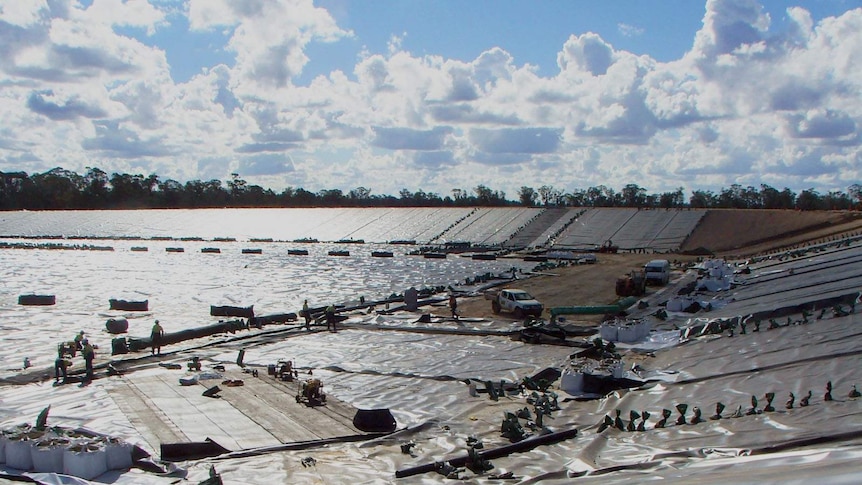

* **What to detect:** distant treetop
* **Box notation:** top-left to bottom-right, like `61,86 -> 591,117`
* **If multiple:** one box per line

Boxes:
1,168 -> 860,211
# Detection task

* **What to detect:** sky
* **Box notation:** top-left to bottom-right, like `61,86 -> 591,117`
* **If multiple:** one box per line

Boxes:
0,0 -> 860,200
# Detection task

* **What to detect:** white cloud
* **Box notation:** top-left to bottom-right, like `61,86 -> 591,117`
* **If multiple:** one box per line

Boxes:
691,0 -> 770,61
86,0 -> 166,35
557,32 -> 615,76
0,0 -> 860,198
189,0 -> 350,93
469,128 -> 561,155
618,23 -> 644,38
0,0 -> 49,27
372,126 -> 451,151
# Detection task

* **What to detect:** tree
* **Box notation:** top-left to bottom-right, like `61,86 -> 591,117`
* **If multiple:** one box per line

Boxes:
562,189 -> 586,207
474,185 -> 494,206
796,189 -> 822,211
538,185 -> 561,206
0,171 -> 28,209
849,184 -> 862,210
518,186 -> 538,207
203,179 -> 228,206
823,190 -> 851,210
717,184 -> 758,209
228,173 -> 248,196
28,168 -> 82,209
292,188 -> 317,206
109,173 -> 156,208
620,183 -> 647,208
585,185 -> 615,207
158,179 -> 184,208
348,187 -> 371,203
319,189 -> 344,206
658,192 -> 676,209
689,190 -> 715,208
82,167 -> 109,208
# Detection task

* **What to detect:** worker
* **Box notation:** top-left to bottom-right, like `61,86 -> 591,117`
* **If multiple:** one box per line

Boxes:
302,299 -> 311,330
325,304 -> 337,332
82,339 -> 95,381
54,344 -> 70,383
278,360 -> 294,380
151,320 -> 165,355
74,330 -> 85,351
449,294 -> 459,320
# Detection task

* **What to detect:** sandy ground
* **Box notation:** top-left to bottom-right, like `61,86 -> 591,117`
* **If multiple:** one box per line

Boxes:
457,209 -> 862,324
455,253 -> 698,325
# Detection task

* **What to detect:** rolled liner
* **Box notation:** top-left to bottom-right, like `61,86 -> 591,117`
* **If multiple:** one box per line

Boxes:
109,299 -> 148,311
423,252 -> 446,259
18,294 -> 56,306
105,318 -> 129,334
371,251 -> 394,257
210,305 -> 254,318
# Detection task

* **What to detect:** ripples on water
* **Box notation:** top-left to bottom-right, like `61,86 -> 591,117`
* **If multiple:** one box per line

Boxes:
0,233 -> 532,374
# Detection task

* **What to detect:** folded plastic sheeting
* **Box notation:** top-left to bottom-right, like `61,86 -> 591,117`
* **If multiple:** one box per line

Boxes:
557,312 -> 862,483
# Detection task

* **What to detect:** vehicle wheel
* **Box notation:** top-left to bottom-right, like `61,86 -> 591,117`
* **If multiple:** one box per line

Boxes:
514,307 -> 524,319
492,301 -> 501,314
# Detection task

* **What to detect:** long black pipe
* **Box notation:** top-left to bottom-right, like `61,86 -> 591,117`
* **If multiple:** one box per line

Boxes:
125,319 -> 247,352
394,427 -> 578,478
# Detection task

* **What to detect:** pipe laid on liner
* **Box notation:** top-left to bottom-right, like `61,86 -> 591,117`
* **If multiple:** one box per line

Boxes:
550,296 -> 638,318
395,427 -> 579,478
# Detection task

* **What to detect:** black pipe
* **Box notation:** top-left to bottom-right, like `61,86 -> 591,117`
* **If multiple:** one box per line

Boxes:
125,319 -> 247,353
394,427 -> 578,478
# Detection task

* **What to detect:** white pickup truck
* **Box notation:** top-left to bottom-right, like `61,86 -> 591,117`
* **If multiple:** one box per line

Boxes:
644,259 -> 671,285
486,288 -> 544,318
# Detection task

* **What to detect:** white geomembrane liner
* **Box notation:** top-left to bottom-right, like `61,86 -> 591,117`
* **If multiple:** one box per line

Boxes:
0,212 -> 860,484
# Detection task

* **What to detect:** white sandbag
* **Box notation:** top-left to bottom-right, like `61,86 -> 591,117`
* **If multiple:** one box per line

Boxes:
1,424 -> 35,464
30,440 -> 68,473
5,438 -> 34,470
560,371 -> 585,394
610,361 -> 624,379
105,438 -> 133,470
63,443 -> 108,480
599,324 -> 618,342
667,297 -> 697,312
617,325 -> 639,343
636,320 -> 651,340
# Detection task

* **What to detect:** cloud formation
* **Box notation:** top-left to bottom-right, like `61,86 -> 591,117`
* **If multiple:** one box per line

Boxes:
0,0 -> 859,198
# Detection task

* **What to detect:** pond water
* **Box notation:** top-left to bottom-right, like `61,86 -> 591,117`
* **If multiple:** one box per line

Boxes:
0,209 -> 533,373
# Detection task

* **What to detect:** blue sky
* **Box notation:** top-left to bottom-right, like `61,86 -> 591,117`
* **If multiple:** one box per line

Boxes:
1,0 -> 861,199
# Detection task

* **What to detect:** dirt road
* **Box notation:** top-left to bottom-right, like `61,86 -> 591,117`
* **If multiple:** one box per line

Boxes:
455,253 -> 698,324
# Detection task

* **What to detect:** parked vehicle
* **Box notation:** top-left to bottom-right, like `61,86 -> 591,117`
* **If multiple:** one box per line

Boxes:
644,259 -> 670,285
616,270 -> 646,296
486,288 -> 544,318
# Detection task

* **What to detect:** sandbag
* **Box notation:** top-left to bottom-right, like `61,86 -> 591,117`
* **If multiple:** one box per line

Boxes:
106,318 -> 129,334
63,442 -> 108,480
105,438 -> 133,470
30,439 -> 67,473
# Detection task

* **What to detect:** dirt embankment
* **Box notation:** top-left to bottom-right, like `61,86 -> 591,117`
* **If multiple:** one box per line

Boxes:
456,210 -> 862,323
681,209 -> 862,257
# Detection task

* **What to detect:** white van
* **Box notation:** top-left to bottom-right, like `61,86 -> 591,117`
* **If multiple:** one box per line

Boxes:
644,259 -> 670,285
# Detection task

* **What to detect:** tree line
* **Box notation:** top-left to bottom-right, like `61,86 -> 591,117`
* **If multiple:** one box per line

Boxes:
1,167 -> 860,211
